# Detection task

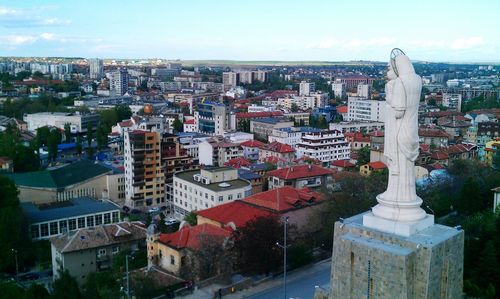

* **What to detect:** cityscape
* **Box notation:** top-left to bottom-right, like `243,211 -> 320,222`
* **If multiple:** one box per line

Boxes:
0,1 -> 499,299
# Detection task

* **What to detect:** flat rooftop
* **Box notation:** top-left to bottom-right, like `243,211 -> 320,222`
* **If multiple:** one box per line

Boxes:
175,169 -> 250,192
22,197 -> 120,224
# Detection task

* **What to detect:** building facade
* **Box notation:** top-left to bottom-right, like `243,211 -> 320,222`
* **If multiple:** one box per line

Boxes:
347,96 -> 386,122
296,130 -> 350,163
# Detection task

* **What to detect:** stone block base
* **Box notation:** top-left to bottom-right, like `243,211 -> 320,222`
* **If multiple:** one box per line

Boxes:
362,212 -> 434,237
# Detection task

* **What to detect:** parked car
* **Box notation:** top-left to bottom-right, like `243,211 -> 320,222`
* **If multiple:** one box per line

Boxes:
148,207 -> 160,214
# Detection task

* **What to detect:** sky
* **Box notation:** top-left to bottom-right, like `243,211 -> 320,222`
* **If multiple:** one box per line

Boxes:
0,0 -> 498,62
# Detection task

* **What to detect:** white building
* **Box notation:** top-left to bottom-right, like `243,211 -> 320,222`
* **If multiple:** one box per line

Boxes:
357,83 -> 372,98
278,92 -> 328,110
268,127 -> 322,148
222,72 -> 239,90
24,112 -> 99,133
329,121 -> 384,133
248,104 -> 276,113
442,93 -> 462,112
347,96 -> 386,122
198,137 -> 243,167
172,167 -> 252,217
332,82 -> 345,98
296,130 -> 350,163
238,71 -> 253,84
89,58 -> 103,79
177,133 -> 211,165
299,81 -> 315,96
110,68 -> 129,96
194,101 -> 236,136
254,70 -> 267,82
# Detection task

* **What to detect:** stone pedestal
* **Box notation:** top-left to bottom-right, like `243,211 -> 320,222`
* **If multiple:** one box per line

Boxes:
330,212 -> 464,299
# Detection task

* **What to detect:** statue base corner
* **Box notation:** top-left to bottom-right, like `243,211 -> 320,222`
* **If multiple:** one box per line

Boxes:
363,212 -> 434,237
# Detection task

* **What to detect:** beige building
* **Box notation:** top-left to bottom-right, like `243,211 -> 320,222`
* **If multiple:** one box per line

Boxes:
250,118 -> 294,140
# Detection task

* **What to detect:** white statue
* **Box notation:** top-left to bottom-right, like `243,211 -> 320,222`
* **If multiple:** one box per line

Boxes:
371,49 -> 426,222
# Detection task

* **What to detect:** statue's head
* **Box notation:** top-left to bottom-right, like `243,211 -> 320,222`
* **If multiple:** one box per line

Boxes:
394,54 -> 415,76
387,63 -> 397,80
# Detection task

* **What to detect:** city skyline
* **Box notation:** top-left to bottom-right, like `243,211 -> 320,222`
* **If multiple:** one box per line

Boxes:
0,0 -> 498,63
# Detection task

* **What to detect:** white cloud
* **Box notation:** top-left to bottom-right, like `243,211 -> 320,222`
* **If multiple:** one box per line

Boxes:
451,37 -> 484,50
0,6 -> 71,27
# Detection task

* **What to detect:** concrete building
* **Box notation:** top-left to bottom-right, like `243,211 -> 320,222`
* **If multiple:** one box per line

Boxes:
299,81 -> 315,96
23,197 -> 120,240
268,127 -> 322,148
329,121 -> 385,133
278,93 -> 328,110
347,96 -> 386,122
332,81 -> 346,98
172,167 -> 252,217
240,140 -> 264,160
177,132 -> 211,165
296,130 -> 350,163
124,130 -> 165,209
24,112 -> 99,133
253,70 -> 267,82
110,68 -> 129,96
250,118 -> 294,140
51,221 -> 146,284
89,58 -> 103,79
266,164 -> 333,190
194,101 -> 235,136
238,71 -> 253,84
442,93 -> 462,112
336,75 -> 374,90
198,137 -> 243,167
222,72 -> 239,90
258,141 -> 296,163
357,83 -> 372,98
5,160 -> 113,204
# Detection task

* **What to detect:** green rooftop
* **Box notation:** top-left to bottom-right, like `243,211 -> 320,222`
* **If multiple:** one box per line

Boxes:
175,169 -> 251,192
4,160 -> 112,189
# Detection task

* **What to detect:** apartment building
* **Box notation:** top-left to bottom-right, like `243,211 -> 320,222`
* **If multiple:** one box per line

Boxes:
299,81 -> 315,96
442,93 -> 462,112
222,72 -> 239,90
194,101 -> 235,136
347,96 -> 386,122
110,68 -> 129,96
89,58 -> 103,79
198,137 -> 243,166
24,112 -> 99,133
296,130 -> 350,163
332,81 -> 346,98
268,127 -> 322,148
172,167 -> 252,217
250,118 -> 294,140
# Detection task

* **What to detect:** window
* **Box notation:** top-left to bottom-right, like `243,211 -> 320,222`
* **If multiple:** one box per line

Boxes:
170,255 -> 175,265
31,225 -> 39,239
219,196 -> 223,202
87,216 -> 94,227
104,213 -> 111,224
112,246 -> 119,254
228,195 -> 233,200
40,224 -> 48,237
95,214 -> 103,225
237,193 -> 242,199
59,220 -> 68,233
112,212 -> 119,223
78,217 -> 85,228
69,219 -> 77,230
98,249 -> 106,257
50,222 -> 58,235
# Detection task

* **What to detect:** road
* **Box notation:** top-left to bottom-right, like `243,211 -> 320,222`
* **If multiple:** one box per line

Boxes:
243,261 -> 331,299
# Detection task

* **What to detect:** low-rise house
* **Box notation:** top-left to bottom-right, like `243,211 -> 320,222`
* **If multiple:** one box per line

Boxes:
344,132 -> 370,150
23,197 -> 121,240
50,221 -> 146,285
484,138 -> 500,166
240,140 -> 264,160
360,161 -> 387,176
418,127 -> 450,147
267,164 -> 333,190
147,223 -> 231,276
259,141 -> 295,163
477,122 -> 500,147
237,168 -> 264,194
197,201 -> 271,229
330,160 -> 356,171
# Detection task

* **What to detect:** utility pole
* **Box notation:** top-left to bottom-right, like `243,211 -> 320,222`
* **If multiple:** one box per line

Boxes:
11,249 -> 18,282
276,216 -> 290,299
126,254 -> 130,299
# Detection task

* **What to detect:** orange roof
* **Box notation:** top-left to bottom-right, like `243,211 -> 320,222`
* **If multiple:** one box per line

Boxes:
337,105 -> 348,114
267,164 -> 333,180
240,140 -> 265,148
184,119 -> 195,125
158,223 -> 231,250
197,201 -> 271,228
260,141 -> 295,153
368,161 -> 387,169
331,160 -> 355,168
224,157 -> 252,169
243,186 -> 324,212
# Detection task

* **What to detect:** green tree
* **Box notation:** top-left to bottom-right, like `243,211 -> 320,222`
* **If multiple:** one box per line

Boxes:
184,211 -> 197,226
76,135 -> 82,156
290,103 -> 299,112
86,123 -> 93,158
36,126 -> 51,149
0,282 -> 25,299
231,216 -> 283,275
64,123 -> 71,143
25,283 -> 50,299
47,129 -> 61,162
96,125 -> 108,150
115,105 -> 132,122
173,118 -> 183,133
356,146 -> 371,167
83,271 -> 120,299
52,270 -> 82,299
0,126 -> 39,172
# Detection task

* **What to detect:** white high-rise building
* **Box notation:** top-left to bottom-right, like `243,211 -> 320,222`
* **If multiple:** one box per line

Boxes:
347,96 -> 386,122
194,101 -> 236,136
254,70 -> 267,82
332,82 -> 345,98
89,58 -> 104,79
110,68 -> 129,96
296,130 -> 350,163
357,83 -> 372,98
299,81 -> 316,96
238,71 -> 253,84
442,93 -> 462,112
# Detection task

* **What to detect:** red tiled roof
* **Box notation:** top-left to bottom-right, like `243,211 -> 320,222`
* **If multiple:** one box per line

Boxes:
368,161 -> 387,169
420,144 -> 430,152
197,201 -> 271,228
337,105 -> 348,114
235,111 -> 284,119
158,223 -> 231,250
119,120 -> 133,127
260,141 -> 295,153
369,131 -> 384,137
243,186 -> 324,212
331,160 -> 355,168
224,157 -> 252,169
418,128 -> 450,138
430,151 -> 449,160
240,140 -> 265,148
184,119 -> 195,125
267,164 -> 333,180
